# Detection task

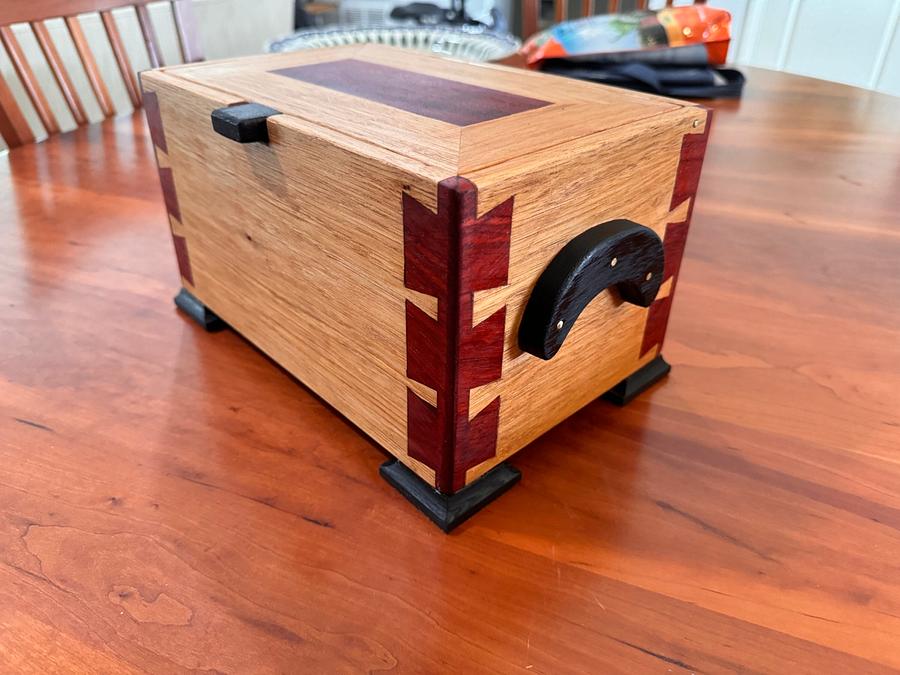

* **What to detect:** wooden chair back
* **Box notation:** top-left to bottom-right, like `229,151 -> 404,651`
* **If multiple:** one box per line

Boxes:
0,0 -> 203,149
522,0 -> 707,43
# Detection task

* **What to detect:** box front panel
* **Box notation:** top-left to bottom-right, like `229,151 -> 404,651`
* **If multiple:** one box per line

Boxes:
462,107 -> 710,484
142,72 -> 447,486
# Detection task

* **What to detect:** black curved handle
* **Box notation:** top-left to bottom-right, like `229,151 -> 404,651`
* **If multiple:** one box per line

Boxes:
518,219 -> 664,360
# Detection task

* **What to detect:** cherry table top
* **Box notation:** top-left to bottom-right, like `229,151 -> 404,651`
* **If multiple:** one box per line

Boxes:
1,67 -> 899,673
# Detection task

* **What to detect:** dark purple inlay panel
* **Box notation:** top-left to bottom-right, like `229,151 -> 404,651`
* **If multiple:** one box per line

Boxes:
172,234 -> 194,285
271,59 -> 550,126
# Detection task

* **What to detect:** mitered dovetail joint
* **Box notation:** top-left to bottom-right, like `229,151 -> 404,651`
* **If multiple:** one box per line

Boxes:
403,178 -> 513,494
141,85 -> 193,286
641,109 -> 712,356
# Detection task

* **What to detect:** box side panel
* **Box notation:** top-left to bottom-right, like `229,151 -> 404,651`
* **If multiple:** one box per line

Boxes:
163,44 -> 683,174
460,106 -> 710,485
140,72 -> 243,294
141,71 -> 448,486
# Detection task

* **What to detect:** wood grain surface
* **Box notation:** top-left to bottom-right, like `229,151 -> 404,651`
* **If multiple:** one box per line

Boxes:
1,68 -> 900,672
272,59 -> 551,126
163,44 -> 684,173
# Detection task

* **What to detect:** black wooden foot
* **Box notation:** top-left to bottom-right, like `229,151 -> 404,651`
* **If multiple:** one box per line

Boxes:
602,355 -> 671,406
174,288 -> 226,332
380,459 -> 521,532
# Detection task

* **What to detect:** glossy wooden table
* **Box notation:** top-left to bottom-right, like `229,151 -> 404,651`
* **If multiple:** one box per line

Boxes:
2,68 -> 899,673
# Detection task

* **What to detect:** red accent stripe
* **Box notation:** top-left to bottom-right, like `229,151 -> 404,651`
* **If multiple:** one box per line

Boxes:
670,116 -> 712,217
661,220 -> 689,283
157,167 -> 181,222
403,177 -> 513,493
272,59 -> 550,127
641,110 -> 712,356
407,388 -> 442,474
640,294 -> 671,357
172,234 -> 193,285
141,88 -> 167,153
142,86 -> 194,287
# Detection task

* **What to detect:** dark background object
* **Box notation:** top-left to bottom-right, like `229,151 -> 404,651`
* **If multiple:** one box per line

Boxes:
541,59 -> 745,99
211,103 -> 281,143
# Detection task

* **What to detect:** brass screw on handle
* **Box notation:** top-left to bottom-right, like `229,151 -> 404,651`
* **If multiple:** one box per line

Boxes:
610,257 -> 618,267
556,320 -> 564,331
646,272 -> 653,281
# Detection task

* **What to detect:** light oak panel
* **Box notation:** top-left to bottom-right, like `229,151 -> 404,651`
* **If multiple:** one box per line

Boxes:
142,70 -> 445,485
165,52 -> 461,174
166,44 -> 687,173
465,108 -> 706,482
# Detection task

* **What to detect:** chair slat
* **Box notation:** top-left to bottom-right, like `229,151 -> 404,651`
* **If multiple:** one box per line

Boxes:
522,0 -> 539,39
135,3 -> 163,68
172,0 -> 203,63
582,0 -> 595,18
0,72 -> 35,148
554,0 -> 567,24
32,21 -> 88,126
66,16 -> 115,118
0,1 -> 159,26
0,25 -> 60,135
100,10 -> 141,108
607,0 -> 619,12
635,0 -> 647,9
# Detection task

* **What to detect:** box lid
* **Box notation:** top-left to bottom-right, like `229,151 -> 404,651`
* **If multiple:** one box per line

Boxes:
157,44 -> 690,174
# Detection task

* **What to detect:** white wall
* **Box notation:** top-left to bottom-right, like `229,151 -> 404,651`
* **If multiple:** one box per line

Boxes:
735,0 -> 900,95
648,0 -> 900,95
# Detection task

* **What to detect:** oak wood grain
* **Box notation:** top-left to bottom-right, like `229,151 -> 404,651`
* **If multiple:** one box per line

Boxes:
1,68 -> 900,672
163,44 -> 683,174
465,105 -> 705,483
143,67 -> 447,488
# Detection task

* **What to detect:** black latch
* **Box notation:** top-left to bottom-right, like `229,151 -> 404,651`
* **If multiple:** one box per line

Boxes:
211,103 -> 281,143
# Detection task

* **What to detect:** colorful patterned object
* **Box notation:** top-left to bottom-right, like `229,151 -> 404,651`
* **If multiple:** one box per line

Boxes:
522,5 -> 732,68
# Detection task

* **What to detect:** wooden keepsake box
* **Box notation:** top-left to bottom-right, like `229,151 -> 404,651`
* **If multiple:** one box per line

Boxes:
141,45 -> 710,531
